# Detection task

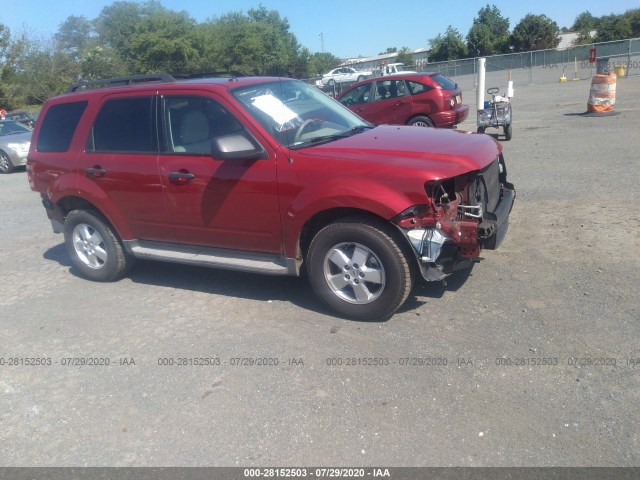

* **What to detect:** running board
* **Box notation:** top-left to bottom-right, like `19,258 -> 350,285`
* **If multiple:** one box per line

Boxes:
124,240 -> 294,276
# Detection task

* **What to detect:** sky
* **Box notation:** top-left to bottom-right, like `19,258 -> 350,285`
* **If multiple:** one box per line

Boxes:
3,0 -> 639,58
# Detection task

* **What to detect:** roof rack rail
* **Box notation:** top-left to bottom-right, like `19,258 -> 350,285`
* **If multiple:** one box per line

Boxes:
66,73 -> 176,93
172,71 -> 248,79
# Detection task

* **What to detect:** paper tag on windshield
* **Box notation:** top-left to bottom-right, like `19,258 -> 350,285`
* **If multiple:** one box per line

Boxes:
252,94 -> 298,126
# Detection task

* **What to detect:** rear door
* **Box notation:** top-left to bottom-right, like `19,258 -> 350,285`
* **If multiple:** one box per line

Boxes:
157,91 -> 282,254
360,79 -> 411,125
79,92 -> 175,242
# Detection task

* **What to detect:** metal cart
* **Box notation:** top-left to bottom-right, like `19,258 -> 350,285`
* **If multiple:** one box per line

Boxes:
477,87 -> 512,141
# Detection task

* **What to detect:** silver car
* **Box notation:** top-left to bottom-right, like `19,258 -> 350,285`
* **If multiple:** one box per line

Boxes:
0,120 -> 32,174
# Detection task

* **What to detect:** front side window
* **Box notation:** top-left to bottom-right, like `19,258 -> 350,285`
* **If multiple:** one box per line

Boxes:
340,83 -> 372,106
88,96 -> 155,153
163,96 -> 245,155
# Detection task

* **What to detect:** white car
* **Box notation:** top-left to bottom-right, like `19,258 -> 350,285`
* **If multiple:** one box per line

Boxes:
317,67 -> 372,87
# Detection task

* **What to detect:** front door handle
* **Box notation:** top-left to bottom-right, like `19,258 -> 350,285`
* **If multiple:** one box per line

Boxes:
86,167 -> 106,178
395,101 -> 406,106
169,171 -> 195,183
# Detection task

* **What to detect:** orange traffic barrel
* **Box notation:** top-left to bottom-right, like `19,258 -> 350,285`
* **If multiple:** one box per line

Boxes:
587,73 -> 616,113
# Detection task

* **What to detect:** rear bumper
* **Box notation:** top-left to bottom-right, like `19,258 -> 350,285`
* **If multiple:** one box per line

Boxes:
431,104 -> 470,128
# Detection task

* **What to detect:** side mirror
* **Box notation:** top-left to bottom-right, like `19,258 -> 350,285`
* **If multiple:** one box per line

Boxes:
211,132 -> 265,161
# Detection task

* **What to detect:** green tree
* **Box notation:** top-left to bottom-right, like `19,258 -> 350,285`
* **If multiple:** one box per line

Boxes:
572,11 -> 597,31
198,7 -> 303,77
307,51 -> 342,76
80,45 -> 129,80
628,8 -> 640,37
127,10 -> 201,73
428,26 -> 468,62
54,15 -> 94,60
595,14 -> 632,42
396,47 -> 413,66
12,36 -> 80,104
466,4 -> 510,56
94,1 -> 164,61
379,47 -> 397,55
510,14 -> 560,52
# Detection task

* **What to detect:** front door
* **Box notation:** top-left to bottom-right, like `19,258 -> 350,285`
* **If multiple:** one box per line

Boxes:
157,93 -> 282,254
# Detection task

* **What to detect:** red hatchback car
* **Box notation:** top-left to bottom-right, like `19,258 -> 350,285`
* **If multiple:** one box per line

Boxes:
337,73 -> 469,128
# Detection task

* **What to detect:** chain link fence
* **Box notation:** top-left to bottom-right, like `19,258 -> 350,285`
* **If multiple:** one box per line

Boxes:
422,38 -> 640,93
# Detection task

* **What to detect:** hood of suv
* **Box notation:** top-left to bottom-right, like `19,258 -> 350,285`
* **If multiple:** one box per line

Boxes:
301,126 -> 500,179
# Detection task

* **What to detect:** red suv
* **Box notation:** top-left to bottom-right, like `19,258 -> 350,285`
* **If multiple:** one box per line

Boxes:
27,73 -> 514,320
337,73 -> 469,128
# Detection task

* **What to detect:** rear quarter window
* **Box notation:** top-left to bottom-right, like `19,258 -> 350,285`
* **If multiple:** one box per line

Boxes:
432,74 -> 458,90
407,81 -> 433,95
37,101 -> 88,152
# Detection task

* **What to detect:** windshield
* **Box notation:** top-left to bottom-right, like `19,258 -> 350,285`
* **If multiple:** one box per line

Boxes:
0,120 -> 31,136
232,79 -> 371,149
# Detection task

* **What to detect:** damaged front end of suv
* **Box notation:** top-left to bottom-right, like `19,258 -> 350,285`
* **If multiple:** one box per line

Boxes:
393,153 -> 515,282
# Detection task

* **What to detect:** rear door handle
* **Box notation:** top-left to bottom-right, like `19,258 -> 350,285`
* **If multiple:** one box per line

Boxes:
395,101 -> 405,106
169,171 -> 195,183
357,108 -> 366,112
86,167 -> 106,178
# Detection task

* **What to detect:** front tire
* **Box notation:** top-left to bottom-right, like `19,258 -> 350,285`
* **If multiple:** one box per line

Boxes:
0,151 -> 15,174
307,218 -> 413,320
63,210 -> 133,282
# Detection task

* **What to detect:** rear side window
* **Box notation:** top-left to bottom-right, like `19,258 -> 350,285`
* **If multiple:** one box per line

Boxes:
407,81 -> 433,95
432,74 -> 458,90
88,97 -> 155,153
37,101 -> 87,152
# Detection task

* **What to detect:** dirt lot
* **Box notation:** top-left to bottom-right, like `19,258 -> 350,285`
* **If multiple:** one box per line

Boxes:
1,76 -> 639,467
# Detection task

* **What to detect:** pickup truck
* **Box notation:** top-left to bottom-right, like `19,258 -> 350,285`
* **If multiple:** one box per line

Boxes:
374,63 -> 418,77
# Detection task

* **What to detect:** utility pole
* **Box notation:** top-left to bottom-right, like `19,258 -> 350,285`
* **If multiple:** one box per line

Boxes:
319,32 -> 324,53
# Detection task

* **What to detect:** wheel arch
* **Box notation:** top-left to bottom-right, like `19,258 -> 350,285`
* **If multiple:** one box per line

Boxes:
296,208 -> 417,273
55,194 -> 132,240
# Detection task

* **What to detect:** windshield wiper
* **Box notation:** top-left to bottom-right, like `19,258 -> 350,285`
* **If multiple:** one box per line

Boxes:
292,125 -> 374,149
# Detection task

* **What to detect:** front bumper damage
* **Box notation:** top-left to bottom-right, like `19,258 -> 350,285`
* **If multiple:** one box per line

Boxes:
396,156 -> 515,282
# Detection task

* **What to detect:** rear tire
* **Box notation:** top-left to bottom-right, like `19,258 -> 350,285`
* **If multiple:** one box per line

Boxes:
307,217 -> 413,321
504,123 -> 512,141
408,116 -> 434,128
0,151 -> 15,174
63,210 -> 133,282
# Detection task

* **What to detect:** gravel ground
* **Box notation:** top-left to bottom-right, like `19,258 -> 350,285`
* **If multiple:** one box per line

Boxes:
1,76 -> 639,467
